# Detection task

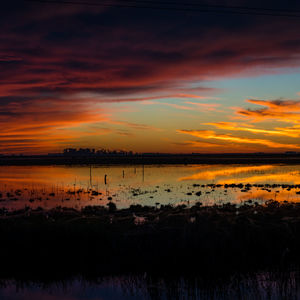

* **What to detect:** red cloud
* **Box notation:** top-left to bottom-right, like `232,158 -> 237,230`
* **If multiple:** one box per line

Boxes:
1,3 -> 300,153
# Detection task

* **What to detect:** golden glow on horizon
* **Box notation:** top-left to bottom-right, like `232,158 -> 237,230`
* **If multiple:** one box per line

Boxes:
2,93 -> 300,154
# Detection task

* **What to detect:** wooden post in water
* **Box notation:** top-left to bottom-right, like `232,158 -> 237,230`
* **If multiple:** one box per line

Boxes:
104,174 -> 107,185
142,165 -> 145,182
89,165 -> 92,188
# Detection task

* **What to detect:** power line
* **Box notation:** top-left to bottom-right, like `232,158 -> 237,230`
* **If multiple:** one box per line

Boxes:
106,0 -> 300,14
24,0 -> 300,18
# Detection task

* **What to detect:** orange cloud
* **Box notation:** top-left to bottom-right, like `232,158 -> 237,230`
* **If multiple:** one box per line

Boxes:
205,122 -> 300,137
247,99 -> 300,111
178,129 -> 300,149
236,99 -> 300,123
0,98 -> 112,154
275,125 -> 300,136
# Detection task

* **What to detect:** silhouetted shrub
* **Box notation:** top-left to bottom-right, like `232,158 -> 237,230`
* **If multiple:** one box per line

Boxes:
107,202 -> 117,212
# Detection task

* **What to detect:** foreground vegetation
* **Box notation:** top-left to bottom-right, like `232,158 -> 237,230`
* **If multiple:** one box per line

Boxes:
0,200 -> 300,280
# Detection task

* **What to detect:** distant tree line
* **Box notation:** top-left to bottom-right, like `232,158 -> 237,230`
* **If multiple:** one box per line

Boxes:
63,148 -> 134,156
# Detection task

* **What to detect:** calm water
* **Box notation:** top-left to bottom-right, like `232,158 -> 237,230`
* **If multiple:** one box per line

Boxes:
1,271 -> 299,300
1,164 -> 300,300
1,164 -> 300,210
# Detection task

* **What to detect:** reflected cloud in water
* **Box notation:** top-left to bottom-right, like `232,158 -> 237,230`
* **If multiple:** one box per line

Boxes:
0,164 -> 300,210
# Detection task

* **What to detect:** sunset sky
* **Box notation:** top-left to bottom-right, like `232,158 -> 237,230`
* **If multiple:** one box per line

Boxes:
1,0 -> 300,154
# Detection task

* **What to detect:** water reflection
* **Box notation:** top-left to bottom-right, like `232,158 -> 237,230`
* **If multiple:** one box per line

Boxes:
0,271 -> 299,300
0,164 -> 300,210
178,165 -> 274,181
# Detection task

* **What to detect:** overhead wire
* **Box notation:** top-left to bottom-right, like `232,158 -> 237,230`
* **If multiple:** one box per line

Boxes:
99,0 -> 300,14
23,0 -> 300,18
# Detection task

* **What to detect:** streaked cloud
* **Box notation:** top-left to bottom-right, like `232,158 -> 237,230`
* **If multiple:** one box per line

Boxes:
159,101 -> 221,112
184,102 -> 221,111
236,99 -> 300,123
205,122 -> 300,137
107,120 -> 162,131
274,125 -> 300,136
178,129 -> 300,149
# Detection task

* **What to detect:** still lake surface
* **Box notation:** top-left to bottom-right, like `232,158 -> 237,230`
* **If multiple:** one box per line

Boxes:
0,163 -> 300,210
1,163 -> 300,299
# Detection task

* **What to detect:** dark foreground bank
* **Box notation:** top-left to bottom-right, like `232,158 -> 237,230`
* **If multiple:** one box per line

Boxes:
1,269 -> 299,300
0,200 -> 300,281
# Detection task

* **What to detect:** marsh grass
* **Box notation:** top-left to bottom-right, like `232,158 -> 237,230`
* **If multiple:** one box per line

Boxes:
0,200 -> 300,282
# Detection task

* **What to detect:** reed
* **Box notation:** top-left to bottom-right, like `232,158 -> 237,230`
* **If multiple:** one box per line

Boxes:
0,200 -> 300,280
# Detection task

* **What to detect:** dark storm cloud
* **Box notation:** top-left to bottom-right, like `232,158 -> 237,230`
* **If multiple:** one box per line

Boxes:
1,2 -> 299,98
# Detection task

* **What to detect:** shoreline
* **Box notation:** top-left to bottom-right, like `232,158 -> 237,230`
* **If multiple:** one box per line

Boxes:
1,153 -> 300,166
